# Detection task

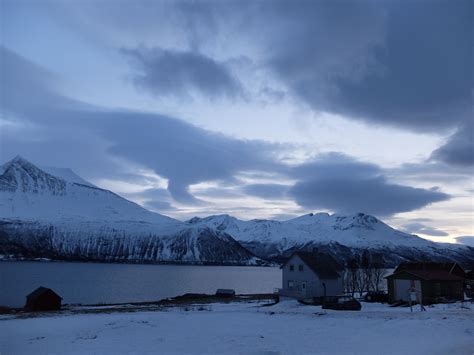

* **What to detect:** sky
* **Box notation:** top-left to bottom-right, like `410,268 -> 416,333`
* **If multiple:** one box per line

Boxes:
0,0 -> 472,245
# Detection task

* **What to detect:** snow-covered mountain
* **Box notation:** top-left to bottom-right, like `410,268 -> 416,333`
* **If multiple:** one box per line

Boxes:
1,156 -> 472,266
187,213 -> 474,266
0,156 -> 263,265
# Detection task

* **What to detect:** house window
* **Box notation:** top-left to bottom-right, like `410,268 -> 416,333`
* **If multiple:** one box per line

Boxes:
289,265 -> 294,271
298,265 -> 304,271
288,281 -> 294,288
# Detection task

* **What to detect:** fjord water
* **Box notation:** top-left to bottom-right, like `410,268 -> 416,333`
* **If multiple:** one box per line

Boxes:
0,262 -> 281,308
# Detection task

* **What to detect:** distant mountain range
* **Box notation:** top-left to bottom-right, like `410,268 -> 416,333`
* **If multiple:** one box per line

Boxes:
188,214 -> 474,265
1,156 -> 473,266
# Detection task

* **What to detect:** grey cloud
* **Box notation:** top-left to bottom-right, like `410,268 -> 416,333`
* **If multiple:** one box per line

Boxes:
193,186 -> 243,200
1,45 -> 84,118
388,161 -> 473,185
100,112 -> 283,203
36,1 -> 472,133
155,0 -> 471,132
124,188 -> 176,212
122,47 -> 242,100
288,154 -> 450,216
252,0 -> 471,132
292,153 -> 380,180
242,184 -> 290,199
0,46 -> 118,180
2,47 -> 454,217
455,236 -> 474,247
401,223 -> 449,237
430,122 -> 474,167
2,46 -> 282,204
49,1 -> 472,177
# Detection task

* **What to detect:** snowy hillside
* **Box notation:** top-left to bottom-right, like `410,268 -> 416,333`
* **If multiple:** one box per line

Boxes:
0,157 -> 262,265
1,156 -> 472,266
187,213 -> 474,265
188,212 -> 432,248
0,156 -> 179,227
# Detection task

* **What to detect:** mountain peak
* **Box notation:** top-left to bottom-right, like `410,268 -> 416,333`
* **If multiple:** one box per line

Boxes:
5,155 -> 34,167
1,155 -> 66,195
0,155 -> 181,226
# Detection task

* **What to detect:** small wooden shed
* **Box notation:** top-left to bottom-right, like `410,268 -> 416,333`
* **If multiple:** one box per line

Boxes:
25,287 -> 62,311
386,262 -> 465,305
216,289 -> 235,298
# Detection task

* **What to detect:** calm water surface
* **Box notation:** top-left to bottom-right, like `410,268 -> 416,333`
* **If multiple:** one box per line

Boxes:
0,261 -> 281,308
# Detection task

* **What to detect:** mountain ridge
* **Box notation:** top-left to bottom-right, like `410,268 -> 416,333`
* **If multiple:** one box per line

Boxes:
187,212 -> 474,265
1,156 -> 473,266
0,156 -> 264,265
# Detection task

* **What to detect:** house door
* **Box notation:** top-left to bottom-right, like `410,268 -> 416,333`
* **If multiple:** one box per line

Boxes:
394,279 -> 411,301
301,281 -> 307,296
394,280 -> 421,301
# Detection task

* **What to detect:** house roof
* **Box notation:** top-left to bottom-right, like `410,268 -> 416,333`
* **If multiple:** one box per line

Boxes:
27,287 -> 62,300
285,251 -> 343,279
387,261 -> 466,280
386,270 -> 464,281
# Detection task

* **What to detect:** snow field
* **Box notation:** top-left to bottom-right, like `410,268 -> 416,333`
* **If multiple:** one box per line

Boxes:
1,300 -> 473,355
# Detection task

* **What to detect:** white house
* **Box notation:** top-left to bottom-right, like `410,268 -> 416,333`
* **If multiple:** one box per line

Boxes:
280,251 -> 344,300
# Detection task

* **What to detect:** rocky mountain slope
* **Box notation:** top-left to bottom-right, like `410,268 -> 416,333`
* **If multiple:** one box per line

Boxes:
187,213 -> 474,266
0,156 -> 263,265
1,156 -> 472,267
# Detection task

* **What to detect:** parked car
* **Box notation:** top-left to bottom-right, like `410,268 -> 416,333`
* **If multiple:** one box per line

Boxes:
364,291 -> 388,303
322,296 -> 362,311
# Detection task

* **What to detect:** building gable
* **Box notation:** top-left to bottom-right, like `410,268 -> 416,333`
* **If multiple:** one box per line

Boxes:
283,252 -> 342,279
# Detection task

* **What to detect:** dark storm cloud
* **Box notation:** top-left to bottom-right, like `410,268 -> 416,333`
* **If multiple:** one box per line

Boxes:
288,154 -> 450,216
245,0 -> 470,133
122,47 -> 242,99
149,0 -> 471,132
430,122 -> 474,167
166,1 -> 472,163
2,47 -> 453,216
71,0 -> 471,169
100,111 -> 282,203
401,223 -> 449,237
42,1 -> 471,132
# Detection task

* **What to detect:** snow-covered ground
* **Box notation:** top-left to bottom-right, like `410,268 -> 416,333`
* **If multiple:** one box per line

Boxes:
1,300 -> 473,354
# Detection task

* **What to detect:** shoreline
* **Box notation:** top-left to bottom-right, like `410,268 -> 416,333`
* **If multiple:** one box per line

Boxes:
0,257 -> 277,267
0,293 -> 278,317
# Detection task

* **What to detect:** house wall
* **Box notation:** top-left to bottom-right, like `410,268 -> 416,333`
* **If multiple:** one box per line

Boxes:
282,255 -> 320,298
321,277 -> 344,296
282,254 -> 343,298
394,279 -> 421,301
421,281 -> 464,304
26,294 -> 61,311
387,273 -> 464,304
387,273 -> 417,303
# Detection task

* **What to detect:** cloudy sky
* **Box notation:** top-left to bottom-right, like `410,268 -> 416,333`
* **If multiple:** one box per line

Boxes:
1,0 -> 472,244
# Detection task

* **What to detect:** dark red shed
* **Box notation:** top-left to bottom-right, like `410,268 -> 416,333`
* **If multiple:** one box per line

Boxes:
25,287 -> 62,311
385,262 -> 465,304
